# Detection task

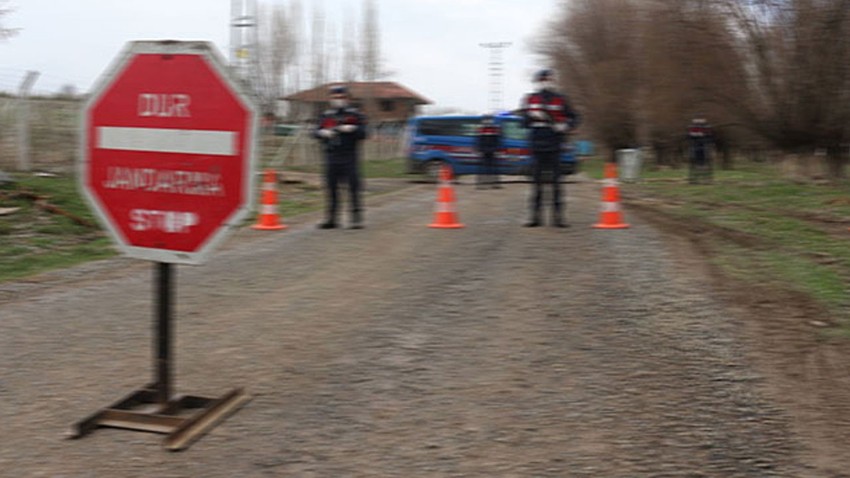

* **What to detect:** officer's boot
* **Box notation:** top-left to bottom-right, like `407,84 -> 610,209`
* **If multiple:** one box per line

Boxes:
350,210 -> 364,229
552,204 -> 568,228
318,213 -> 337,229
553,212 -> 568,228
524,213 -> 541,228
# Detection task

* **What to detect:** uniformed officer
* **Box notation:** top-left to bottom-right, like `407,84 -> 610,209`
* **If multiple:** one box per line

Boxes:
313,85 -> 368,229
476,114 -> 502,189
520,69 -> 580,227
687,116 -> 713,184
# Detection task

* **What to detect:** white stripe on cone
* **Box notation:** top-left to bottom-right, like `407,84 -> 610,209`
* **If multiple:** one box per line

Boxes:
601,201 -> 621,213
435,202 -> 456,213
261,204 -> 277,215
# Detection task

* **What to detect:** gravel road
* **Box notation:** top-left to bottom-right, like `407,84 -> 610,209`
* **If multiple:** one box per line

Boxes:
0,176 -> 840,477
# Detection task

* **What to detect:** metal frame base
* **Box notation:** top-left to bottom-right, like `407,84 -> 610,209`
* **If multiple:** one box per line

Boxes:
70,383 -> 250,451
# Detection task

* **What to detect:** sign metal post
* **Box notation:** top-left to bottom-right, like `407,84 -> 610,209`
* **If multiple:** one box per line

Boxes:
71,41 -> 256,451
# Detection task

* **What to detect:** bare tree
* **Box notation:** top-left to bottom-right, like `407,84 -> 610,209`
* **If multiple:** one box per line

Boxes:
355,0 -> 379,121
361,0 -> 380,82
639,0 -> 750,167
538,0 -> 643,159
717,0 -> 850,175
55,84 -> 77,99
0,1 -> 18,40
255,2 -> 297,117
310,3 -> 327,87
285,0 -> 304,95
538,0 -> 753,166
326,16 -> 339,84
342,5 -> 360,82
253,0 -> 391,120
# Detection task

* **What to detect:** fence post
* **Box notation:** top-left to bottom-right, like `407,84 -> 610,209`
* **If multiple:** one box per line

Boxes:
17,71 -> 39,172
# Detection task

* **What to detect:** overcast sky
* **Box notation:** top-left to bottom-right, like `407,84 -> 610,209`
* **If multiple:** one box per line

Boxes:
0,0 -> 561,113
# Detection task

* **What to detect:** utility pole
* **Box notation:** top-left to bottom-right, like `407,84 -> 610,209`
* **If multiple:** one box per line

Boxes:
230,0 -> 259,91
479,42 -> 511,113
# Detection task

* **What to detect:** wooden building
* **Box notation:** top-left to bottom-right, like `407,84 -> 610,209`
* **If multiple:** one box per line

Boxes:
282,81 -> 431,124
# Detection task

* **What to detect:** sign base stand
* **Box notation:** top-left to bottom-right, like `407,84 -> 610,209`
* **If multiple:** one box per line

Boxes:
70,262 -> 250,451
70,384 -> 250,451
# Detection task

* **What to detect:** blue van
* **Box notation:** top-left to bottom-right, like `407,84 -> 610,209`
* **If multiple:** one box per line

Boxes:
405,114 -> 578,180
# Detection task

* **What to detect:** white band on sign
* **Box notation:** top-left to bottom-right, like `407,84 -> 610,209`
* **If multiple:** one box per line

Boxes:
97,127 -> 237,156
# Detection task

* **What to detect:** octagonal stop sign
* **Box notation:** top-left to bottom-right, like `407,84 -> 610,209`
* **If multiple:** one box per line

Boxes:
80,41 -> 258,265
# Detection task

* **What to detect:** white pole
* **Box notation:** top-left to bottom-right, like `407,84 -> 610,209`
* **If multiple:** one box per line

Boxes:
17,71 -> 39,171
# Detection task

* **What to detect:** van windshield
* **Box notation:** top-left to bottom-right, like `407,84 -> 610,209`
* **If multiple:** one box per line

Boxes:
417,119 -> 478,137
416,117 -> 528,141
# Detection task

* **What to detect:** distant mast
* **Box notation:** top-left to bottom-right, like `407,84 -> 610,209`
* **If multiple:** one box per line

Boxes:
479,42 -> 511,113
230,0 -> 259,90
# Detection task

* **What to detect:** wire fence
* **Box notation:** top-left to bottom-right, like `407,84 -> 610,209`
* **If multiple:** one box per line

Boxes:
0,96 -> 80,173
262,121 -> 407,171
0,96 -> 408,175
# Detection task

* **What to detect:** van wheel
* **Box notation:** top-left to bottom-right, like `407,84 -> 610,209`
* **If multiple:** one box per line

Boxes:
424,160 -> 448,182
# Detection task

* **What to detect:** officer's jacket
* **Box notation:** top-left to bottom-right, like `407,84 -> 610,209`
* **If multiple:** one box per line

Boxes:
313,107 -> 368,161
476,123 -> 502,154
687,124 -> 713,151
521,90 -> 580,153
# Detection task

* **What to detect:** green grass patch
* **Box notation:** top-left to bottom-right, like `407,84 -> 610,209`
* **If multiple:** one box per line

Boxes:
287,157 -> 412,179
0,173 -> 117,282
279,188 -> 325,218
245,158 -> 415,226
601,155 -> 850,336
0,238 -> 115,282
362,158 -> 413,179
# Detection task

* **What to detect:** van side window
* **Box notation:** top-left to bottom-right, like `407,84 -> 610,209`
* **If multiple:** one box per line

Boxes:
418,119 -> 477,137
501,120 -> 528,141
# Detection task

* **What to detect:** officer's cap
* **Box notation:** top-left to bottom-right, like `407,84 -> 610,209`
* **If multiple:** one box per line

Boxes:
329,85 -> 349,96
534,69 -> 554,82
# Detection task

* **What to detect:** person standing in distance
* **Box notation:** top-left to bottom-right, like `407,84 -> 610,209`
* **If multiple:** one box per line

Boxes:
314,85 -> 368,229
687,116 -> 714,185
520,69 -> 580,227
476,114 -> 502,189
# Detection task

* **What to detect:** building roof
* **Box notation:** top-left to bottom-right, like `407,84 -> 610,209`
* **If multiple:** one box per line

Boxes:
283,81 -> 432,105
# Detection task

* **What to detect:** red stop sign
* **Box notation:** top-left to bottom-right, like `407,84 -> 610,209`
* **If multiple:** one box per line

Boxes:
80,41 -> 258,265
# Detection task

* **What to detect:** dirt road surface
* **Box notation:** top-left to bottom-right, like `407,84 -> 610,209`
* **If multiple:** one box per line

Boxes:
0,176 -> 847,477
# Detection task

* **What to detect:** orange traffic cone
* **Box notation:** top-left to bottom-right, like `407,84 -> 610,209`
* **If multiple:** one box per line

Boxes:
252,169 -> 287,231
593,162 -> 630,229
429,165 -> 464,229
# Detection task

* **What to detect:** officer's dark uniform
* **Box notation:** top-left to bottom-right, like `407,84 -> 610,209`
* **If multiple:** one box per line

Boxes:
521,70 -> 580,227
476,116 -> 502,189
313,87 -> 368,229
687,118 -> 713,184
